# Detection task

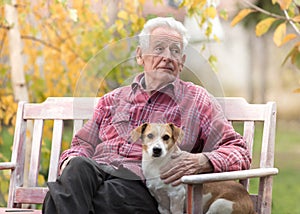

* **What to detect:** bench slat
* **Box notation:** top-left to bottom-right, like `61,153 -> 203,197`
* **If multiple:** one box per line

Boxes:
216,98 -> 268,121
28,119 -> 43,187
15,187 -> 48,204
0,162 -> 16,170
48,120 -> 63,182
23,97 -> 97,120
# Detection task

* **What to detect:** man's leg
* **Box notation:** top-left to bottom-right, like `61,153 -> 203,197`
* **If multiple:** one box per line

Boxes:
43,157 -> 105,214
43,157 -> 159,214
93,171 -> 160,214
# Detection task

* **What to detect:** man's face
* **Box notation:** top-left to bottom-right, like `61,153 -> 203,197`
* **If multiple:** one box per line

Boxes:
137,27 -> 186,89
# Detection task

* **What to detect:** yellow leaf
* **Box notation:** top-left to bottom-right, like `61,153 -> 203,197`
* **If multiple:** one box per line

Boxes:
219,9 -> 228,21
115,20 -> 124,31
204,6 -> 217,19
277,0 -> 292,10
273,23 -> 286,47
255,17 -> 276,37
129,14 -> 138,23
38,174 -> 46,186
213,35 -> 220,43
138,0 -> 146,5
293,88 -> 300,93
281,34 -> 297,46
292,15 -> 300,22
272,0 -> 277,4
191,0 -> 206,8
231,9 -> 255,27
117,10 -> 128,21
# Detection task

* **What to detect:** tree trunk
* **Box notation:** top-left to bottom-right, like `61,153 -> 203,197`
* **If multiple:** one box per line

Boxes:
5,1 -> 29,102
5,1 -> 32,204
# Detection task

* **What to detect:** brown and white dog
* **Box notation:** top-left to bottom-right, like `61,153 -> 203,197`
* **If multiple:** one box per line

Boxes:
132,123 -> 256,214
132,123 -> 185,214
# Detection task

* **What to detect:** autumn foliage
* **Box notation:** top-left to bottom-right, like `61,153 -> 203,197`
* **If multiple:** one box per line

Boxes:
231,0 -> 300,73
0,0 -> 147,205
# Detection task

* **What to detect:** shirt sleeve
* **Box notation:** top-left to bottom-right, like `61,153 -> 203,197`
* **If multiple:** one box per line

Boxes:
59,100 -> 103,168
200,95 -> 252,172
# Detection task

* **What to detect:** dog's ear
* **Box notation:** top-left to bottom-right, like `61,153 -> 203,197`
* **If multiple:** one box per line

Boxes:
131,123 -> 148,142
168,123 -> 184,144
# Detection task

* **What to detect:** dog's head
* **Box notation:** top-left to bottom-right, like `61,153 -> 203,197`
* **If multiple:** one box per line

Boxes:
131,123 -> 183,158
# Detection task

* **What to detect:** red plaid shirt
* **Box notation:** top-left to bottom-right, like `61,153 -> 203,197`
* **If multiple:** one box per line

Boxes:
60,74 -> 251,179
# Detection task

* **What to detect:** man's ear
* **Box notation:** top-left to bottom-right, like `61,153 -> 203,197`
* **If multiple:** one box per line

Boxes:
136,46 -> 144,66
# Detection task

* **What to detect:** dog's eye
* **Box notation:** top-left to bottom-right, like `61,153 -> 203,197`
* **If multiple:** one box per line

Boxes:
162,135 -> 170,141
147,133 -> 154,139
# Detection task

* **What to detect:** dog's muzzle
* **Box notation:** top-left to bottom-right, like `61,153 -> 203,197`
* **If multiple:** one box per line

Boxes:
152,146 -> 162,157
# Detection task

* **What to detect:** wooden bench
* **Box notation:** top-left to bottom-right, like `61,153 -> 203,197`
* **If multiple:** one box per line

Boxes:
0,97 -> 278,214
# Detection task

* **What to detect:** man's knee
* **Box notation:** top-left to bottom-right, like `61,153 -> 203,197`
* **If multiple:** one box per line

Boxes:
69,156 -> 89,165
62,156 -> 101,181
66,156 -> 95,171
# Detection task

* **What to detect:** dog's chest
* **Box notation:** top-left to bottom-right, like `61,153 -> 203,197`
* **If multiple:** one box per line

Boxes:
142,160 -> 185,204
146,176 -> 168,191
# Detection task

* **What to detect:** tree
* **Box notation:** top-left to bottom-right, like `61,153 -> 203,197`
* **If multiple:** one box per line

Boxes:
231,0 -> 300,92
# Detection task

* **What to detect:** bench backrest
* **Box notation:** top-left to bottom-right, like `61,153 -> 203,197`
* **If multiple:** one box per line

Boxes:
2,97 -> 276,211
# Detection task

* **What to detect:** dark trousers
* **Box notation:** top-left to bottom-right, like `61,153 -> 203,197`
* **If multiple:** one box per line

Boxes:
42,157 -> 159,214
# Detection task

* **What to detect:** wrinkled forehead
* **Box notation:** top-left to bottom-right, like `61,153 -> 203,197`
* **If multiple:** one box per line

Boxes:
149,27 -> 183,46
150,36 -> 182,48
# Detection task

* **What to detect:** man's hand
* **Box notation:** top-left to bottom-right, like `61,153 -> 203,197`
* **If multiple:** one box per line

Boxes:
160,151 -> 213,186
59,156 -> 76,175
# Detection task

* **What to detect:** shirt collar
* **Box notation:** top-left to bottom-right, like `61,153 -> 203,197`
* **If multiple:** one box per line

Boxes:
131,73 -> 180,97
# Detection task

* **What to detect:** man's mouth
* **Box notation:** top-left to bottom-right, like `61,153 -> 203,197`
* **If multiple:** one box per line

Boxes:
157,66 -> 173,72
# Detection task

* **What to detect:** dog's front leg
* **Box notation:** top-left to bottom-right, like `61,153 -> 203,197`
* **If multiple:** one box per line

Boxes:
169,186 -> 185,214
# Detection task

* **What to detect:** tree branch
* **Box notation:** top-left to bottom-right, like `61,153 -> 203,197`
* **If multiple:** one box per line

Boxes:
242,0 -> 286,20
242,0 -> 300,36
20,35 -> 61,52
0,30 -> 7,57
283,9 -> 300,35
0,24 -> 10,30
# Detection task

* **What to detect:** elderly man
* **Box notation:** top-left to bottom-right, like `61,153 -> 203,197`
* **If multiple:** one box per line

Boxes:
42,17 -> 251,214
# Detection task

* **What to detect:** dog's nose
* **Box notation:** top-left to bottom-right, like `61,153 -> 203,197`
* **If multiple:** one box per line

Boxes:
152,147 -> 162,157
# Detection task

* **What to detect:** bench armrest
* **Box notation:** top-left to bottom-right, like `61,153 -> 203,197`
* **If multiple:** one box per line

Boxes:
0,162 -> 16,170
181,168 -> 279,184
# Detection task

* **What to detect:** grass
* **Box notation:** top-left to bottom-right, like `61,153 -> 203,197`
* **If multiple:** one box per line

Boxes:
0,120 -> 299,213
271,121 -> 300,214
225,120 -> 300,214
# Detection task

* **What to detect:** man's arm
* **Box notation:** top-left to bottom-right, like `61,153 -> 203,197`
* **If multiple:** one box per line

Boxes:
160,95 -> 251,186
59,115 -> 102,174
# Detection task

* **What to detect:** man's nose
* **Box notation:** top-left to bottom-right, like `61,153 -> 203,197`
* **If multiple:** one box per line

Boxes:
161,49 -> 173,61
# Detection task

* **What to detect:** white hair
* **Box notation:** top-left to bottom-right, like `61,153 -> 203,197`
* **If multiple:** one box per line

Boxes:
138,17 -> 189,51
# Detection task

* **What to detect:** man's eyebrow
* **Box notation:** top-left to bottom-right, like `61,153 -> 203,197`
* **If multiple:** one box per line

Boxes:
151,40 -> 164,45
170,43 -> 181,48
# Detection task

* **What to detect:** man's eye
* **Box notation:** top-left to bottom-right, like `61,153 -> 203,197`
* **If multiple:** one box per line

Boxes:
154,46 -> 164,53
162,135 -> 170,141
171,48 -> 181,55
147,133 -> 154,139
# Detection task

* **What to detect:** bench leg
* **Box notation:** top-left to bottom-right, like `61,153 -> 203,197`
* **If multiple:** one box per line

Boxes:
186,184 -> 203,214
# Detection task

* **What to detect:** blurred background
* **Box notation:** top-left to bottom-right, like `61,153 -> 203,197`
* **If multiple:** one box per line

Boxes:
1,0 -> 300,213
